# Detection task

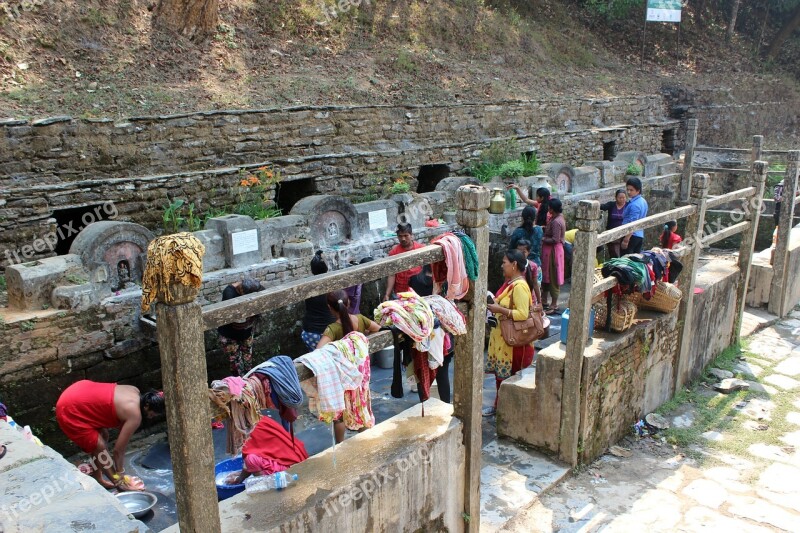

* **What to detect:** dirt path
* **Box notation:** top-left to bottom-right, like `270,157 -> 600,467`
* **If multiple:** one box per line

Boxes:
506,309 -> 800,532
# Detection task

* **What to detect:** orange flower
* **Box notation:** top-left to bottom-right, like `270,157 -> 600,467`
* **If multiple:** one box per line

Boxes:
257,166 -> 268,171
239,179 -> 249,186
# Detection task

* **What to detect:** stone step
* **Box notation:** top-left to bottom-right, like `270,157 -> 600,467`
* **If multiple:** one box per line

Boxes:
480,438 -> 570,532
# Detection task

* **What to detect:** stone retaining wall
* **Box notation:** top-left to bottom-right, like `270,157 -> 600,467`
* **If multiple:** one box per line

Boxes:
0,97 -> 673,268
497,260 -> 740,463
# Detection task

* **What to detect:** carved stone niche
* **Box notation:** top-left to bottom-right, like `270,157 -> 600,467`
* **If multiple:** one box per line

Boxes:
540,163 -> 575,196
289,195 -> 361,247
69,221 -> 154,291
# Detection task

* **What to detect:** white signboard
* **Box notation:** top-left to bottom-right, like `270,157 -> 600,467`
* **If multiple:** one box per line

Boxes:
231,229 -> 259,255
368,209 -> 389,230
647,0 -> 682,22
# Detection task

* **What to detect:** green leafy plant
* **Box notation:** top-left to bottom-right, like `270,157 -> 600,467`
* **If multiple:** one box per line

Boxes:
20,320 -> 35,332
626,162 -> 643,176
498,160 -> 525,180
0,274 -> 6,291
65,274 -> 89,285
162,198 -> 186,234
465,161 -> 500,183
235,166 -> 284,220
185,202 -> 202,232
390,178 -> 411,194
520,153 -> 541,176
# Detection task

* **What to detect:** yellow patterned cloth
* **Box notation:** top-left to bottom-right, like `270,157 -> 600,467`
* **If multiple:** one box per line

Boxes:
141,233 -> 205,312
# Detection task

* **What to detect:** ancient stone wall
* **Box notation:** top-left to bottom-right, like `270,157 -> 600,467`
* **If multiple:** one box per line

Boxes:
0,96 -> 672,268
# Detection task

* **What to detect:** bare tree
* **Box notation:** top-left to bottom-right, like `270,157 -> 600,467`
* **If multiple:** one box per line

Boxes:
766,2 -> 800,58
152,0 -> 219,42
726,0 -> 741,42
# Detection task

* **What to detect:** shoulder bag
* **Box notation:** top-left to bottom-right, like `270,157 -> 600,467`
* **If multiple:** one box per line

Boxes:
498,282 -> 544,346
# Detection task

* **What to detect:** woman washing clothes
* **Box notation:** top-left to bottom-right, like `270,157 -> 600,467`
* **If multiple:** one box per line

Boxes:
300,251 -> 336,351
316,290 -> 381,443
56,380 -> 165,491
541,198 -> 566,315
484,250 -> 536,417
224,415 -> 308,485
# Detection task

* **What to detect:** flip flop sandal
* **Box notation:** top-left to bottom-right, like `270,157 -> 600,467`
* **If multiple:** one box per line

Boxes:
0,445 -> 7,460
546,307 -> 561,316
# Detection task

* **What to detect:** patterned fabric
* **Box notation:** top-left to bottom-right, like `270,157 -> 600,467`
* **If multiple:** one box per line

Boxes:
487,279 -> 534,380
431,233 -> 470,300
301,330 -> 322,351
374,292 -> 435,342
332,332 -> 374,431
454,231 -> 480,281
423,295 -> 467,335
296,332 -> 367,424
219,336 -> 254,377
141,233 -> 205,312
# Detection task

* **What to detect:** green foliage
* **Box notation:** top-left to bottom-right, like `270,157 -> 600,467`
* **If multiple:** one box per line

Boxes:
65,274 -> 89,285
626,162 -> 643,176
185,202 -> 202,232
498,160 -> 525,180
584,0 -> 641,19
390,178 -> 411,194
162,198 -> 186,234
483,139 -> 522,166
20,320 -> 35,332
0,274 -> 6,291
520,153 -> 541,176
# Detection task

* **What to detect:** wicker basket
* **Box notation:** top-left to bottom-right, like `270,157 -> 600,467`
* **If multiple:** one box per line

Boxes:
591,268 -> 606,305
632,281 -> 682,313
593,295 -> 637,332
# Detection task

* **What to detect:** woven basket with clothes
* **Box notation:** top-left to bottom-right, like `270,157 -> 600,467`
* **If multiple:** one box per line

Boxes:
591,268 -> 606,305
593,295 -> 637,332
626,281 -> 682,313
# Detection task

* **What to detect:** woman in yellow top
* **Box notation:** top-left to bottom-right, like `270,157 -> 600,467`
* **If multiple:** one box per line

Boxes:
484,249 -> 536,417
316,289 -> 381,442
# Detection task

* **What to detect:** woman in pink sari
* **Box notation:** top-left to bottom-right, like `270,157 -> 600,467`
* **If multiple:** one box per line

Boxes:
541,199 -> 566,315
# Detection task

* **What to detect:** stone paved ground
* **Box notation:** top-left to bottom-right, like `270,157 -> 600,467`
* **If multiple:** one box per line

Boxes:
505,308 -> 800,533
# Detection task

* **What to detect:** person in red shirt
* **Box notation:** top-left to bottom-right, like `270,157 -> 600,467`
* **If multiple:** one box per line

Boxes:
383,223 -> 425,301
660,221 -> 682,249
56,380 -> 165,491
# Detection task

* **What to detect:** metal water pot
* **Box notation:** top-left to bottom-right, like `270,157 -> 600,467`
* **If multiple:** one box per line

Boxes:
489,188 -> 506,214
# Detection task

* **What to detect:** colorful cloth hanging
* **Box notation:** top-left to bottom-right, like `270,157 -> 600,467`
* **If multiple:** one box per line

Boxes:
453,230 -> 479,281
423,295 -> 467,335
431,233 -> 470,300
374,291 -> 435,342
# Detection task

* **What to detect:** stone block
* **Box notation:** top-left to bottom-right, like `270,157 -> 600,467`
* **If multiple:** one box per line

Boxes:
6,255 -> 87,311
0,421 -> 50,475
205,214 -> 262,268
354,200 -> 398,238
193,228 -> 225,272
571,166 -> 601,194
58,331 -> 113,358
51,283 -> 110,311
282,240 -> 315,259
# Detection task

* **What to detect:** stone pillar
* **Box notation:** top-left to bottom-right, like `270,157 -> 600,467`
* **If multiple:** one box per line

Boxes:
769,150 -> 800,317
679,119 -> 699,203
146,237 -> 221,533
751,135 -> 764,164
558,200 -> 600,467
735,161 -> 768,340
674,174 -> 710,390
453,184 -> 489,532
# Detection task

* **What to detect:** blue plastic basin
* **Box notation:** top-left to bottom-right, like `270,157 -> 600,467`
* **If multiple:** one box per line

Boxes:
215,456 -> 245,501
560,308 -> 596,344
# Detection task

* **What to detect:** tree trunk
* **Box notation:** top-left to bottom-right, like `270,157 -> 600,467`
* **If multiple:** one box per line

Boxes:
153,0 -> 218,42
766,3 -> 800,59
726,0 -> 741,42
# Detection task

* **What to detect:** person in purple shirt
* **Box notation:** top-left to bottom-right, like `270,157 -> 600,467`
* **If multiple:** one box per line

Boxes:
344,256 -> 374,314
621,177 -> 649,255
600,189 -> 628,258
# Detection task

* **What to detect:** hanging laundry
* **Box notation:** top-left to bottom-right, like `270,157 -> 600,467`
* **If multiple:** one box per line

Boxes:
332,332 -> 374,431
296,332 -> 366,424
374,291 -> 435,342
452,230 -> 479,281
431,233 -> 470,300
423,295 -> 467,335
209,376 -> 269,455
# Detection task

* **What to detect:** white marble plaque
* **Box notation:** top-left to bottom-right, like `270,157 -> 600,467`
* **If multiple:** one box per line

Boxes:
231,229 -> 259,255
368,209 -> 389,230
